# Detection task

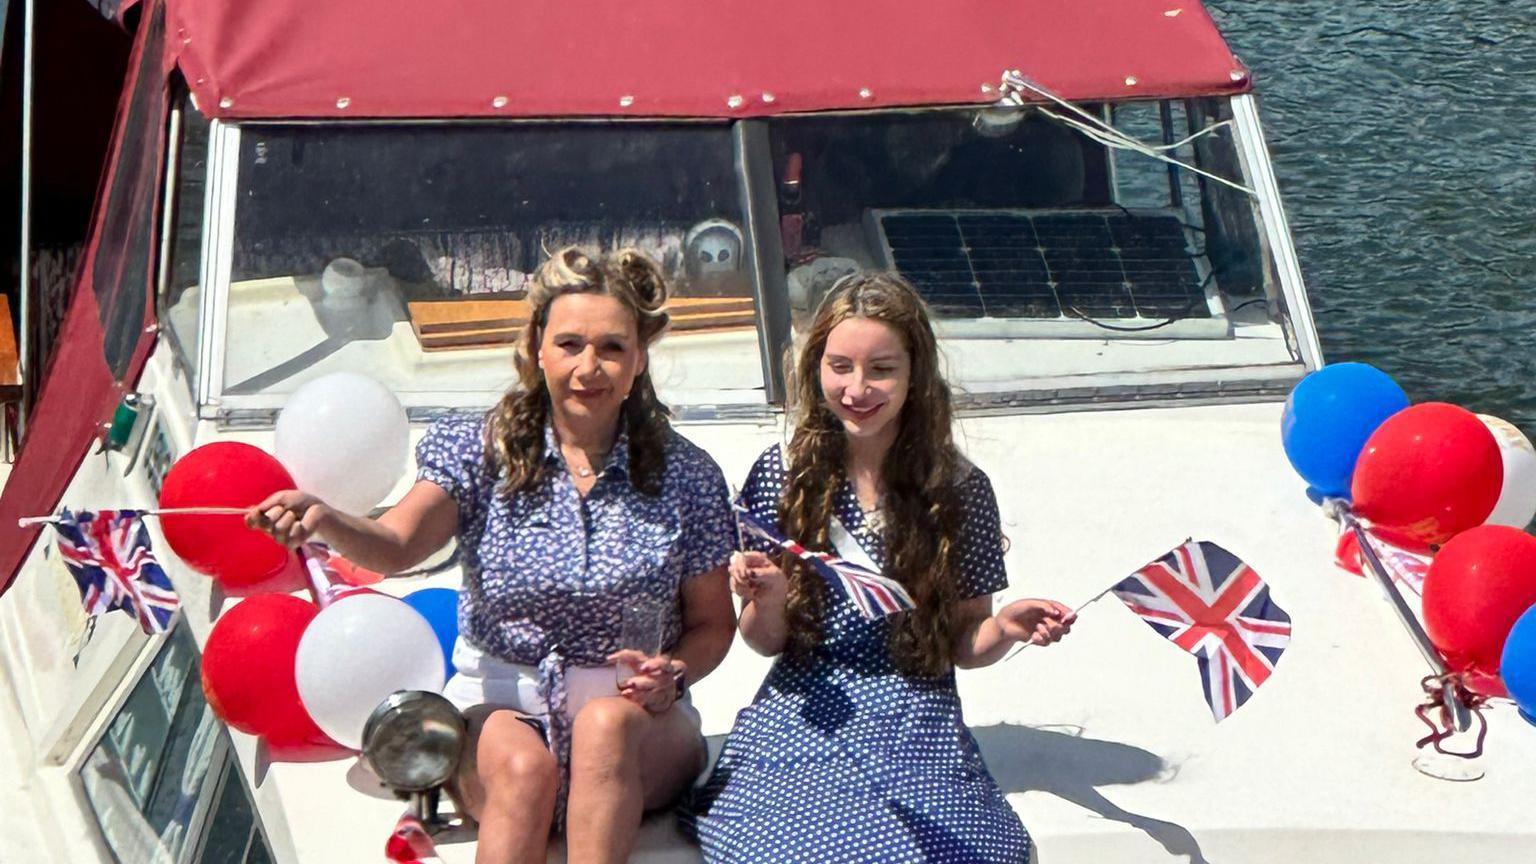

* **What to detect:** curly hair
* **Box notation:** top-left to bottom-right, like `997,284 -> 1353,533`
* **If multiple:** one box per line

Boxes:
780,272 -> 966,677
483,246 -> 673,497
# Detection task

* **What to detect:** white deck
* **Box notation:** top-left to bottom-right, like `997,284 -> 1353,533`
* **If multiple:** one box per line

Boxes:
183,406 -> 1536,860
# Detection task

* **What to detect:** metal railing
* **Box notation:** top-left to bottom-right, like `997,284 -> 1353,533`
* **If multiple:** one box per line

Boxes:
1324,500 -> 1473,734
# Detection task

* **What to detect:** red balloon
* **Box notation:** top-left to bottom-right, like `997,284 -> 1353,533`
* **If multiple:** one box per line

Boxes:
1422,525 -> 1536,680
202,594 -> 332,747
1351,403 -> 1502,545
159,442 -> 294,587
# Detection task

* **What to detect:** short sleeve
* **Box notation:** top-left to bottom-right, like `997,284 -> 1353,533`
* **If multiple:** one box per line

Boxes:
415,415 -> 489,519
671,436 -> 738,579
956,467 -> 1009,598
737,445 -> 789,555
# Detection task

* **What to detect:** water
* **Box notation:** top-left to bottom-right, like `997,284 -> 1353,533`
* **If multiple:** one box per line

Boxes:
1208,1 -> 1535,431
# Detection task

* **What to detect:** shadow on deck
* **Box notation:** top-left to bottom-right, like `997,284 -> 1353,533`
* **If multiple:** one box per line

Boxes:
973,722 -> 1208,863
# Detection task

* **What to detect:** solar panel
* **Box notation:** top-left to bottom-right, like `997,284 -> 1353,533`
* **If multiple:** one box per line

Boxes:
873,210 -> 1209,321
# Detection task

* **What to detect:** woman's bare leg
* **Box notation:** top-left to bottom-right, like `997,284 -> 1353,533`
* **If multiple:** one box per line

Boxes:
458,707 -> 559,864
564,696 -> 705,864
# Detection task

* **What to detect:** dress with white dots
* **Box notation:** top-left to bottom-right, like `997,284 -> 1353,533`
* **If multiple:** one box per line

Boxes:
685,445 -> 1031,863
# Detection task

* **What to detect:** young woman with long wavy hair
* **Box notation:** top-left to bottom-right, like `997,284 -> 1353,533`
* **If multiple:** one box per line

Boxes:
250,248 -> 737,864
686,272 -> 1074,863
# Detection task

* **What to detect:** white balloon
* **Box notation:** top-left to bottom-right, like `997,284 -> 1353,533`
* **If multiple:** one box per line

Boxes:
295,593 -> 446,749
1478,414 -> 1536,529
276,372 -> 409,515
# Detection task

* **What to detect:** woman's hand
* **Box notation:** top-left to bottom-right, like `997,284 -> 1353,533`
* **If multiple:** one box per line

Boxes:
728,551 -> 786,602
732,551 -> 790,656
246,490 -> 333,548
995,599 -> 1075,647
610,651 -> 686,715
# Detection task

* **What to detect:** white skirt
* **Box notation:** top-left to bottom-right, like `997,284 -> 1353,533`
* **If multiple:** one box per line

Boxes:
440,637 -> 702,729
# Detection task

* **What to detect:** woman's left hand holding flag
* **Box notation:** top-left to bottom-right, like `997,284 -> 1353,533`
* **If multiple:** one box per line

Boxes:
996,599 -> 1076,647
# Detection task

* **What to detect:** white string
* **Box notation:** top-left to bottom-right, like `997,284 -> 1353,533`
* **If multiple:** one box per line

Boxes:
1153,118 -> 1239,153
1037,106 -> 1235,155
999,70 -> 1257,197
1036,107 -> 1256,196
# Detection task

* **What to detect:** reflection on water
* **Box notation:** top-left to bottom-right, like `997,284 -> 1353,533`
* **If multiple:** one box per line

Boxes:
1210,1 -> 1536,431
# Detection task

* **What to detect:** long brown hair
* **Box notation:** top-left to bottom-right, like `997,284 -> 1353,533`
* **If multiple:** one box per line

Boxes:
780,272 -> 966,676
484,247 -> 672,497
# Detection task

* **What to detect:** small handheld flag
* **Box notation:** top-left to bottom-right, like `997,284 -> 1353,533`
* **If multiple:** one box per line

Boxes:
1111,539 -> 1290,722
732,503 -> 915,619
52,509 -> 180,635
1335,528 -> 1430,595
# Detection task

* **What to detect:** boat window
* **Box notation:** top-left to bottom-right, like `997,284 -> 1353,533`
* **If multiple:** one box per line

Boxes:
193,757 -> 275,863
160,95 -> 211,396
206,122 -> 762,410
763,103 -> 1301,399
78,624 -> 270,863
88,1 -> 168,379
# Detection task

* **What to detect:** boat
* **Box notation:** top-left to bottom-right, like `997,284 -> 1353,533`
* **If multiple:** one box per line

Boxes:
3,0 -> 1534,861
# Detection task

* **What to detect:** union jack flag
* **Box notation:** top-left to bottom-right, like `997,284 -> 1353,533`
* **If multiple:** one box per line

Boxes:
732,504 -> 915,619
1111,540 -> 1290,722
299,543 -> 377,606
1335,529 -> 1430,596
53,509 -> 180,635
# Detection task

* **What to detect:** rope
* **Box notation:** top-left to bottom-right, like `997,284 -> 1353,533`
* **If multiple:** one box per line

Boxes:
1413,673 -> 1489,759
999,70 -> 1257,197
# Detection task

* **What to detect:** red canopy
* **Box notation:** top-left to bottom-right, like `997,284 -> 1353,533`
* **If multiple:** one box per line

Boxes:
1,0 -> 170,592
167,0 -> 1250,120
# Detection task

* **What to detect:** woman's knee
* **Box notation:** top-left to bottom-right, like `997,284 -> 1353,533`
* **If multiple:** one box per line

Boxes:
477,714 -> 557,797
571,696 -> 648,770
573,696 -> 649,740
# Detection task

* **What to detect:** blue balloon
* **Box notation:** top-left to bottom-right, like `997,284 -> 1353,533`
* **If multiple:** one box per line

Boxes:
402,587 -> 460,682
1281,362 -> 1410,498
1500,603 -> 1536,722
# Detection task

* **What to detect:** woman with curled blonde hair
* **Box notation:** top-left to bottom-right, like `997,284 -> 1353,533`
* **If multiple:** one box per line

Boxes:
685,272 -> 1074,863
250,247 -> 738,864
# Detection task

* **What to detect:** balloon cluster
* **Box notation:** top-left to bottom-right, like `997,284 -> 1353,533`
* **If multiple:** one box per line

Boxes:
200,584 -> 459,752
1283,363 -> 1536,722
158,373 -> 412,587
157,373 -> 465,752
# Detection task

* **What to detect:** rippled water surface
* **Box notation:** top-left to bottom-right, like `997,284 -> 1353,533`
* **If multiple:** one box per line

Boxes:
1208,1 -> 1534,429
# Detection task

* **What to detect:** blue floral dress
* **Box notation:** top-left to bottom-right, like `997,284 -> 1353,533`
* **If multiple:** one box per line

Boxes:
685,445 -> 1031,863
415,413 -> 736,818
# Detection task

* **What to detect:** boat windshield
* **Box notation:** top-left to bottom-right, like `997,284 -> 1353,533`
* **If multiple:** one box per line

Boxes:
172,99 -> 1309,416
762,101 -> 1305,401
171,122 -> 764,410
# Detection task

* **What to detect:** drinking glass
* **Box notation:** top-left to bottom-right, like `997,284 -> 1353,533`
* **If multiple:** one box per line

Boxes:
614,597 -> 666,687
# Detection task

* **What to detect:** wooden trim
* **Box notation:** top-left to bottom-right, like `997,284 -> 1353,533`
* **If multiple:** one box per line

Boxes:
407,295 -> 757,352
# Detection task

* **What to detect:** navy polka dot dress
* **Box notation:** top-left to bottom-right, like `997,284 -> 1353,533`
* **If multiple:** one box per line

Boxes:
685,445 -> 1031,863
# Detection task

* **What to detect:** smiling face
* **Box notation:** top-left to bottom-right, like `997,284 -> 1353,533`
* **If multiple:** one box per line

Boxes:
537,292 -> 646,432
820,316 -> 912,444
